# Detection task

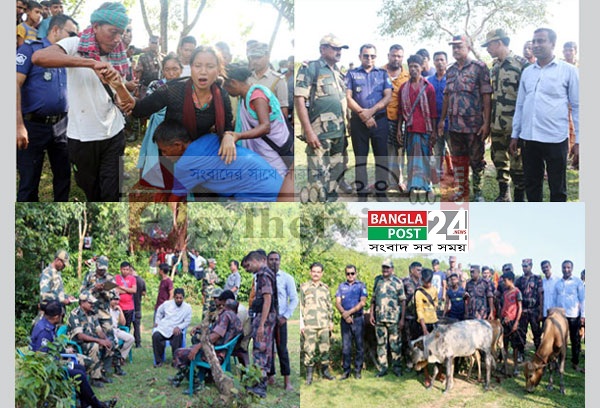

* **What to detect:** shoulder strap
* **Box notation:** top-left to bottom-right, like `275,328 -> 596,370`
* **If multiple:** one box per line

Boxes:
416,287 -> 436,308
270,75 -> 281,92
408,84 -> 427,119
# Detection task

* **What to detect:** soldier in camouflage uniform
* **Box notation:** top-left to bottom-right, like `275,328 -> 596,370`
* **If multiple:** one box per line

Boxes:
369,259 -> 406,377
67,291 -> 115,386
300,262 -> 335,385
482,29 -> 529,202
515,258 -> 544,358
202,258 -> 220,319
36,249 -> 76,326
80,255 -> 122,373
243,251 -> 278,398
401,261 -> 422,364
295,34 -> 348,202
438,35 -> 493,202
464,265 -> 495,319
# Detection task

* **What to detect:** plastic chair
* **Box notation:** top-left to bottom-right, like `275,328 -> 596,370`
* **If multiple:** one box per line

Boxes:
56,325 -> 83,354
153,327 -> 187,365
118,325 -> 134,362
188,334 -> 241,395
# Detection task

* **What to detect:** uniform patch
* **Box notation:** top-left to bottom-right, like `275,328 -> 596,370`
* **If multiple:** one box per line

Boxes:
16,53 -> 27,66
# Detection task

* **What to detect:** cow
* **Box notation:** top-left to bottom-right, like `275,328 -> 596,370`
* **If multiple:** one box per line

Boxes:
524,307 -> 569,395
408,319 -> 494,393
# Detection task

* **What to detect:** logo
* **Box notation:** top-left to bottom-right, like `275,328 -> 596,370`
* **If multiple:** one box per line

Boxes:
16,53 -> 27,66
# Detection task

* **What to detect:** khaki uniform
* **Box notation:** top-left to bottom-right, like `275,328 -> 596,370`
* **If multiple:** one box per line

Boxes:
80,270 -> 118,338
299,280 -> 333,367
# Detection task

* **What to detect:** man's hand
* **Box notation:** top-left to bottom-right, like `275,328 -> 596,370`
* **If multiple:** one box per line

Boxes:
358,108 -> 373,123
570,143 -> 579,166
125,78 -> 139,92
364,117 -> 377,129
305,129 -> 322,149
91,61 -> 116,83
509,138 -> 519,156
278,316 -> 287,326
344,316 -> 353,324
188,343 -> 202,361
341,310 -> 351,320
98,338 -> 112,349
172,327 -> 182,336
477,123 -> 490,141
17,124 -> 28,150
399,317 -> 405,330
257,324 -> 265,343
369,314 -> 375,326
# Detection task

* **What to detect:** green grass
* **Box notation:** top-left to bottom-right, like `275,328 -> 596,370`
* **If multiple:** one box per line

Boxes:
300,332 -> 585,408
46,302 -> 300,408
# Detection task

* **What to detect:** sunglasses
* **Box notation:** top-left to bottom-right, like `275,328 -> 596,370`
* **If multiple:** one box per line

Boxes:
346,272 -> 356,276
327,45 -> 343,51
362,54 -> 377,59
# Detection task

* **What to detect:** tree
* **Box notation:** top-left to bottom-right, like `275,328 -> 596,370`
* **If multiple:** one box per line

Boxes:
377,0 -> 556,59
258,0 -> 294,53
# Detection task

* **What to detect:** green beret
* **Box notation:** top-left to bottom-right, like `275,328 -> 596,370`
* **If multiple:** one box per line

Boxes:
90,2 -> 129,31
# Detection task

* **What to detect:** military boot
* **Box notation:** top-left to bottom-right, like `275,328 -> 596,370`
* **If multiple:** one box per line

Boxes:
246,377 -> 267,398
321,365 -> 335,380
305,366 -> 314,385
513,188 -> 525,202
494,182 -> 511,202
471,170 -> 484,202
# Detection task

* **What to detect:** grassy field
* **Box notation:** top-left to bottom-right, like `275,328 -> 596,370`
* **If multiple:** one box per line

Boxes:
300,332 -> 585,408
19,303 -> 301,408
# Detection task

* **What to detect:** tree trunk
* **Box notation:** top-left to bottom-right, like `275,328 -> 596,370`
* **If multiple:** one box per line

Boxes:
160,0 -> 169,53
268,11 -> 283,54
77,207 -> 88,280
199,319 -> 234,403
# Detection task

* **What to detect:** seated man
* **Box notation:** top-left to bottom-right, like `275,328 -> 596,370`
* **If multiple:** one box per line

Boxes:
30,300 -> 118,408
109,292 -> 134,374
170,293 -> 243,387
152,119 -> 284,202
152,287 -> 192,367
67,291 -> 116,387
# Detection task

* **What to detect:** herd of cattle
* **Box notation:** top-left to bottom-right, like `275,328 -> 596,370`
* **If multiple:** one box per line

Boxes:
362,308 -> 570,394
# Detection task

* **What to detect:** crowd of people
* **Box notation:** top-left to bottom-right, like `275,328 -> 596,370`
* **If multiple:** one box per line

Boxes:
16,1 -> 295,203
300,256 -> 585,389
295,29 -> 579,202
31,247 -> 299,405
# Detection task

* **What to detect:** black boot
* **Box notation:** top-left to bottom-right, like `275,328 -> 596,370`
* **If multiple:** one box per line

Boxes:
321,365 -> 335,380
246,377 -> 267,398
306,366 -> 313,385
495,182 -> 511,202
513,188 -> 525,202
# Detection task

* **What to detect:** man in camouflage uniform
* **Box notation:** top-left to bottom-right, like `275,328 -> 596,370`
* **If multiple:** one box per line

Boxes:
515,258 -> 544,361
67,291 -> 115,387
300,262 -> 335,385
243,250 -> 277,398
202,258 -> 220,318
369,259 -> 406,377
80,255 -> 123,374
482,29 -> 528,202
438,34 -> 492,202
401,261 -> 422,364
464,265 -> 495,320
295,33 -> 348,202
36,249 -> 76,325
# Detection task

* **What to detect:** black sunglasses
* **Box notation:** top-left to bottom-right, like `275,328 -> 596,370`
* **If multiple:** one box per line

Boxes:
66,30 -> 78,37
346,272 -> 356,276
362,54 -> 377,59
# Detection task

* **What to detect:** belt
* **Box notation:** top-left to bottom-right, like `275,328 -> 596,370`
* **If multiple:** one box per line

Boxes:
23,112 -> 66,125
374,111 -> 387,120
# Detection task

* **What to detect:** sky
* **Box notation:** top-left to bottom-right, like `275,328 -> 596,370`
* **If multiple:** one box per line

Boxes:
295,0 -> 579,69
83,0 -> 294,63
345,202 -> 585,275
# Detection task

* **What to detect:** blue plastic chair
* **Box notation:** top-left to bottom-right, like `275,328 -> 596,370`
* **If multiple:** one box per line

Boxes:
56,325 -> 83,354
153,327 -> 187,365
188,334 -> 241,395
118,325 -> 134,363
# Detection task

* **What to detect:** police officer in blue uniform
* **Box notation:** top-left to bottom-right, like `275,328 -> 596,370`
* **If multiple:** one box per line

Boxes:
16,14 -> 78,201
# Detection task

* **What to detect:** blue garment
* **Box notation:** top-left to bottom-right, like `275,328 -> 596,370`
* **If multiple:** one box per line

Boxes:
344,66 -> 392,115
427,73 -> 448,132
172,133 -> 283,201
36,18 -> 50,39
512,58 -> 579,144
30,316 -> 56,352
554,276 -> 585,318
276,270 -> 299,319
17,38 -> 68,115
336,281 -> 368,316
405,132 -> 432,191
432,271 -> 447,300
446,286 -> 466,320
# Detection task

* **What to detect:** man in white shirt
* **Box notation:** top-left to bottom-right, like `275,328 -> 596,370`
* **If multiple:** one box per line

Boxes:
540,260 -> 559,319
109,292 -> 134,375
177,35 -> 196,77
152,287 -> 192,367
224,259 -> 242,298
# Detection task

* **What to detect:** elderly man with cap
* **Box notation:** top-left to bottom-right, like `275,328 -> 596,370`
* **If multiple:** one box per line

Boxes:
438,34 -> 492,202
482,28 -> 529,202
80,255 -> 118,340
32,2 -> 132,202
369,258 -> 405,377
515,257 -> 544,361
247,41 -> 289,118
295,33 -> 349,202
39,249 -> 76,310
67,290 -> 116,387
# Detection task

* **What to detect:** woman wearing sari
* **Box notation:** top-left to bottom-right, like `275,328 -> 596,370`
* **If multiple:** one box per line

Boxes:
221,63 -> 294,201
397,54 -> 438,199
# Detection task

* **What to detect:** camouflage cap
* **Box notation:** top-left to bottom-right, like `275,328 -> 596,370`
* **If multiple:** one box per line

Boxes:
79,290 -> 98,303
208,258 -> 217,264
481,28 -> 509,47
522,258 -> 533,266
449,256 -> 457,261
319,33 -> 349,49
448,34 -> 472,48
247,42 -> 269,58
382,258 -> 394,268
97,255 -> 109,270
55,249 -> 70,267
211,288 -> 224,298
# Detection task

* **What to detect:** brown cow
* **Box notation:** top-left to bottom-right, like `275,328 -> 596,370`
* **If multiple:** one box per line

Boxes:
524,307 -> 569,394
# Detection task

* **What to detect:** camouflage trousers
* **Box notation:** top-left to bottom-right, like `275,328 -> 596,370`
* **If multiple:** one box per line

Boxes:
99,318 -> 121,360
490,130 -> 524,188
306,136 -> 345,200
79,340 -> 114,380
302,326 -> 330,368
448,132 -> 486,195
375,321 -> 401,372
251,312 -> 277,376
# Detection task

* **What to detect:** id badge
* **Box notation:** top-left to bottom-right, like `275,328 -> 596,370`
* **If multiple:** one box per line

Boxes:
52,116 -> 68,135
